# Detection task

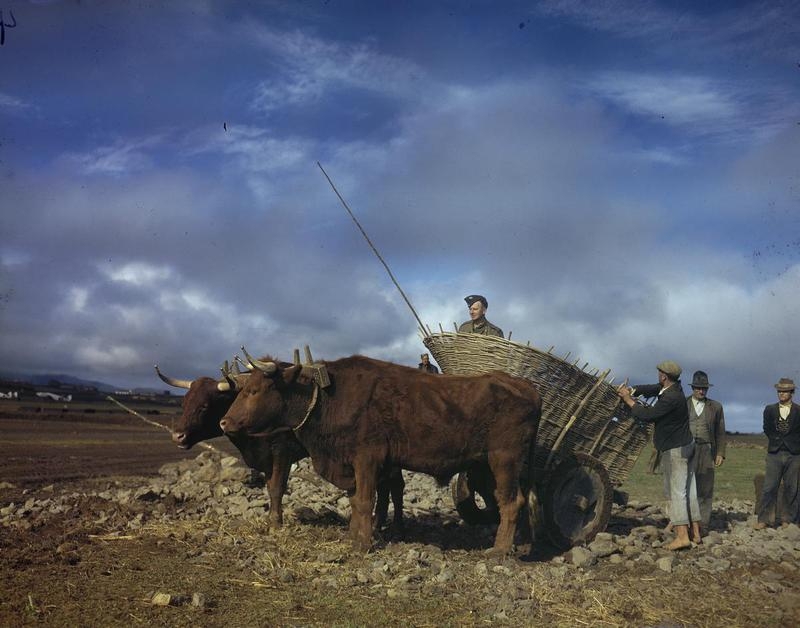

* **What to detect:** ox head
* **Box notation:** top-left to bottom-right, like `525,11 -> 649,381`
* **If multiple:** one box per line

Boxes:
219,347 -> 307,436
155,364 -> 241,449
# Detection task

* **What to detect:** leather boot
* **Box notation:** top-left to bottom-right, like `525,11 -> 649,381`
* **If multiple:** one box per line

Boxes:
691,521 -> 702,544
666,524 -> 692,551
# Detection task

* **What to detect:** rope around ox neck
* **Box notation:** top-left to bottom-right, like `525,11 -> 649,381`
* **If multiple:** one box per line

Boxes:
292,383 -> 319,433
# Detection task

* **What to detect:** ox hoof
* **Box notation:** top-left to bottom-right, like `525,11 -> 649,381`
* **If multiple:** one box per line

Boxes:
351,538 -> 374,553
485,545 -> 515,558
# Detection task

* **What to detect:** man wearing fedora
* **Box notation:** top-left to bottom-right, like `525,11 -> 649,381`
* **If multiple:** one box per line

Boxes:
755,378 -> 800,528
687,370 -> 726,533
458,295 -> 504,338
617,361 -> 701,549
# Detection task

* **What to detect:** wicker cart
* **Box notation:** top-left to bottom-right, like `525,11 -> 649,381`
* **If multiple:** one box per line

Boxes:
423,331 -> 652,548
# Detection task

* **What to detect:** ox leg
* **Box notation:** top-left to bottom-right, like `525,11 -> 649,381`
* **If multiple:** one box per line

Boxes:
489,454 -> 526,555
389,467 -> 405,535
266,448 -> 292,527
350,457 -> 379,552
374,475 -> 390,532
373,467 -> 405,538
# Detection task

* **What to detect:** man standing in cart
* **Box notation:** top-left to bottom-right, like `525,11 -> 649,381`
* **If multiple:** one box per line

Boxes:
617,361 -> 701,550
417,353 -> 439,374
458,295 -> 504,338
686,370 -> 726,535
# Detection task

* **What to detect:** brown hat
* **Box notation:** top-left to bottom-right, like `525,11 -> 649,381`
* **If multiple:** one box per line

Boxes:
691,371 -> 713,388
774,378 -> 795,392
657,360 -> 682,379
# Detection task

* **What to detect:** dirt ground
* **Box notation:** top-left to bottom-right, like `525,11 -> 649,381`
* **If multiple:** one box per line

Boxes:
1,409 -> 798,627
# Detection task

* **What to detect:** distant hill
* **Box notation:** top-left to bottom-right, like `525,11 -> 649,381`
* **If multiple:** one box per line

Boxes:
0,371 -> 119,393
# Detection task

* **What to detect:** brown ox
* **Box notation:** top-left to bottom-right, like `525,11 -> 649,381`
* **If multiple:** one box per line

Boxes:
155,364 -> 404,532
219,355 -> 541,553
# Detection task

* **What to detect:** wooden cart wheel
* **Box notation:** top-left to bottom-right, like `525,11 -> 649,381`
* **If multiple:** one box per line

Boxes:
542,453 -> 613,549
451,470 -> 500,525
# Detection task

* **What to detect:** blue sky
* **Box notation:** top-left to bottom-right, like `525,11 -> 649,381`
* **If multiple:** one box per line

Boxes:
1,0 -> 798,432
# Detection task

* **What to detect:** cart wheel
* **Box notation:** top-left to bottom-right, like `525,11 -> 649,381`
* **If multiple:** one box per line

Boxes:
542,453 -> 612,549
451,470 -> 500,525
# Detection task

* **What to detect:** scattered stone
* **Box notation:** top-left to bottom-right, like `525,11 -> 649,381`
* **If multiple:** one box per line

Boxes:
656,556 -> 674,573
567,546 -> 596,567
588,538 -> 618,557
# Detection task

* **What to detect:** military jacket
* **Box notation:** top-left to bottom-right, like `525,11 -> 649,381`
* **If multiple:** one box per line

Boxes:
458,318 -> 504,338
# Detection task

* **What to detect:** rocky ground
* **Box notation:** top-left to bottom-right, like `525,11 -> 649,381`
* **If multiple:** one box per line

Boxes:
2,449 -> 799,627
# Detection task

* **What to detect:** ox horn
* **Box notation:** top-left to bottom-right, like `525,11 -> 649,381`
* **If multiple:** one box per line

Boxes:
217,360 -> 233,391
154,364 -> 193,389
304,345 -> 314,364
240,346 -> 277,374
293,348 -> 301,366
234,354 -> 252,372
217,369 -> 232,392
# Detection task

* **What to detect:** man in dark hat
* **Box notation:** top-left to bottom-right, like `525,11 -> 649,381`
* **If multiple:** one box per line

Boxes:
617,360 -> 701,549
755,378 -> 800,529
686,370 -> 726,534
417,353 -> 439,374
458,295 -> 503,338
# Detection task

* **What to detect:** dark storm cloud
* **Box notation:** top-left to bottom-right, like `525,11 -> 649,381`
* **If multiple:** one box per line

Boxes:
0,1 -> 798,432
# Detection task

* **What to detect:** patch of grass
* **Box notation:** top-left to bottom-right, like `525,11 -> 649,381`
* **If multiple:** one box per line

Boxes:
621,434 -> 766,503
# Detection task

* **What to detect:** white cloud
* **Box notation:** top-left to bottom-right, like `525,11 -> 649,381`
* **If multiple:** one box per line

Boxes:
67,135 -> 166,176
245,26 -> 428,112
537,0 -> 800,60
76,343 -> 141,369
103,262 -> 173,286
587,72 -> 737,127
67,286 -> 88,312
0,91 -> 32,112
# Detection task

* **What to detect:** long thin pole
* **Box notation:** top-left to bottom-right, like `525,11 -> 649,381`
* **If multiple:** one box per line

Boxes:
106,395 -> 222,454
317,161 -> 429,338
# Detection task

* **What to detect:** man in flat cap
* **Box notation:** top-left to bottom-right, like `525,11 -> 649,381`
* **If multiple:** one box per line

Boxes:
686,370 -> 726,535
617,361 -> 701,549
755,378 -> 800,528
458,295 -> 504,338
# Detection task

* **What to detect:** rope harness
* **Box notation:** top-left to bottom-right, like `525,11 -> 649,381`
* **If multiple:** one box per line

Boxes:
292,383 -> 319,433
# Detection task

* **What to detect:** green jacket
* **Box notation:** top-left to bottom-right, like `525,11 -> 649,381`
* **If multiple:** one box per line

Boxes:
458,318 -> 504,338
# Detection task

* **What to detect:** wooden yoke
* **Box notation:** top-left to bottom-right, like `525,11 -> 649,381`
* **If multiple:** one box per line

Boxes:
298,345 -> 331,388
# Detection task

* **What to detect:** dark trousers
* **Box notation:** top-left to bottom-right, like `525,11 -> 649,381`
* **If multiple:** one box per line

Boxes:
757,450 -> 800,525
695,442 -> 715,525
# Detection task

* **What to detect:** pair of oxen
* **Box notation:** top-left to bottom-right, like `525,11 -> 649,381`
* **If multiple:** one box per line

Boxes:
156,348 -> 542,554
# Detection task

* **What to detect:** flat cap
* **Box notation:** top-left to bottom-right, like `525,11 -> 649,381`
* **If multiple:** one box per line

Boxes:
464,294 -> 488,308
657,360 -> 682,379
774,378 -> 795,392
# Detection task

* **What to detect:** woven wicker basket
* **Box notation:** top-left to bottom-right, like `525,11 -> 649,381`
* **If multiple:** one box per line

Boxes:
422,331 -> 651,486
